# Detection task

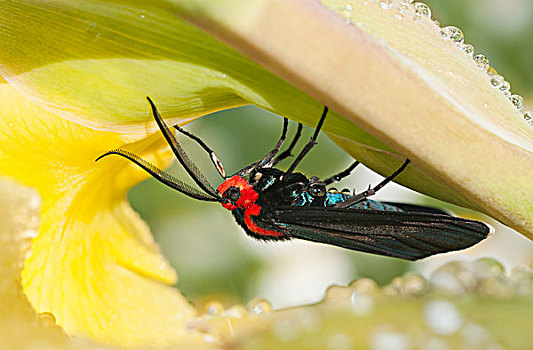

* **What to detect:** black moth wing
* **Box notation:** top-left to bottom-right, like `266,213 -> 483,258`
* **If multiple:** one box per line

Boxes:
261,206 -> 491,261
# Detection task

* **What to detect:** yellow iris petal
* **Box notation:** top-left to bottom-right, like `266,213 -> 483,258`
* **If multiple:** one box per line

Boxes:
0,83 -> 201,346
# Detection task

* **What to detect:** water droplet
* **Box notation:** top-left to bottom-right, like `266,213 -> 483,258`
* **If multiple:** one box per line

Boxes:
499,80 -> 511,95
86,22 -> 101,38
461,44 -> 474,57
351,292 -> 374,315
203,335 -> 215,343
38,312 -> 57,328
430,261 -> 474,293
440,26 -> 464,45
205,301 -> 224,316
338,3 -> 354,21
247,298 -> 272,314
413,3 -> 431,18
370,329 -> 409,350
424,300 -> 463,335
473,54 -> 490,72
490,75 -> 504,88
341,188 -> 351,195
398,3 -> 410,13
349,278 -> 378,294
328,187 -> 339,193
395,3 -> 411,19
379,0 -> 392,10
460,323 -> 490,346
524,111 -> 533,126
226,305 -> 248,318
139,11 -> 146,20
433,20 -> 440,26
327,333 -> 352,350
474,258 -> 505,278
402,274 -> 427,295
325,284 -> 351,301
509,95 -> 524,110
382,277 -> 402,296
510,265 -> 533,295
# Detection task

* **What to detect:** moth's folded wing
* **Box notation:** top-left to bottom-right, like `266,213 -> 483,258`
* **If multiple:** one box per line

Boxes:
266,207 -> 491,261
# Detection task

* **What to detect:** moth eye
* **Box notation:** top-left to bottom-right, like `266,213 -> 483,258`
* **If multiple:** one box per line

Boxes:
309,183 -> 326,197
223,187 -> 241,203
229,189 -> 241,202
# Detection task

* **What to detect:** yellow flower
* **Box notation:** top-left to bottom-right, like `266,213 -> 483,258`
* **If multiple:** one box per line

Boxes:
0,0 -> 531,348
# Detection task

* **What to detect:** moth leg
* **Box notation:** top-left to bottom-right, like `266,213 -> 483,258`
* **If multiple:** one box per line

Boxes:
323,161 -> 360,185
335,159 -> 410,208
286,106 -> 328,174
256,117 -> 289,168
239,118 -> 289,176
269,123 -> 303,167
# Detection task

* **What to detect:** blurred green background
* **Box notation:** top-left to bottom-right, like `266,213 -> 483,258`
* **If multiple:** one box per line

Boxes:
128,0 -> 533,310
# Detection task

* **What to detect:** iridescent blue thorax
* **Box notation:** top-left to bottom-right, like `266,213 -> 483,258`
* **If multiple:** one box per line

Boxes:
293,191 -> 403,212
247,168 -> 402,212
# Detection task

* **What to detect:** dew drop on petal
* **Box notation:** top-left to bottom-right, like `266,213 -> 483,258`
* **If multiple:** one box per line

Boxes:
226,305 -> 248,318
205,301 -> 224,316
440,26 -> 464,45
490,75 -> 504,89
413,3 -> 432,18
370,330 -> 409,350
402,274 -> 427,295
499,80 -> 511,96
394,3 -> 410,20
342,3 -> 354,21
524,111 -> 533,126
461,322 -> 490,346
398,3 -> 410,13
86,22 -> 101,38
379,0 -> 392,10
203,335 -> 215,343
509,95 -> 524,111
247,298 -> 272,314
351,292 -> 374,315
424,300 -> 463,335
349,278 -> 378,294
38,312 -> 57,328
325,284 -> 351,302
473,54 -> 490,72
327,333 -> 352,350
461,44 -> 475,57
